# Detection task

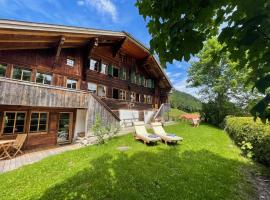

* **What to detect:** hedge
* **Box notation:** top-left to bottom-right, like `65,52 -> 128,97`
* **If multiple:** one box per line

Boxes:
225,116 -> 270,166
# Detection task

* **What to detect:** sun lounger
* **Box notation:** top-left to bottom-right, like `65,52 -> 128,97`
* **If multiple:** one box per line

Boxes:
133,121 -> 160,145
151,122 -> 183,144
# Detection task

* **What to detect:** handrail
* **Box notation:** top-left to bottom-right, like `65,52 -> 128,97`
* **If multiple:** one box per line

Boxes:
153,103 -> 171,121
90,93 -> 120,121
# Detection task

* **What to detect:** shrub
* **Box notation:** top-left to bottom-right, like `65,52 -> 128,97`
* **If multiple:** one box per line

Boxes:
92,115 -> 119,144
225,116 -> 270,166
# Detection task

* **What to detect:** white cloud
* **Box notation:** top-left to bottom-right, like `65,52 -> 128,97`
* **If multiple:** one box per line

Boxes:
77,0 -> 118,22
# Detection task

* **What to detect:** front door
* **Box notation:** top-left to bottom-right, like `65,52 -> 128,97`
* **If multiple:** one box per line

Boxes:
57,112 -> 73,144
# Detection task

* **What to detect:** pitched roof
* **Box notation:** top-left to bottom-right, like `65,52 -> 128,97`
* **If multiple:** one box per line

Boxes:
0,19 -> 172,89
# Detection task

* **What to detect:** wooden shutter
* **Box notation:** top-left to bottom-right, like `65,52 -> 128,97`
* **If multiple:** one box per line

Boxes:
98,60 -> 102,72
119,68 -> 123,80
141,75 -> 144,86
151,79 -> 155,88
108,64 -> 113,76
131,70 -> 135,83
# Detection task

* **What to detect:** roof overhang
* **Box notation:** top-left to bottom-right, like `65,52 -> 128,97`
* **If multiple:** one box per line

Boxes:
0,19 -> 172,89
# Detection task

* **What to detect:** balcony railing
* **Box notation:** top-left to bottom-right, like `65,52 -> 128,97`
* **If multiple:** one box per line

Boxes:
0,77 -> 90,108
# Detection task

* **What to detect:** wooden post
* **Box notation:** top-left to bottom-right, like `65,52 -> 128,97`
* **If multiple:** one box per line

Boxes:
53,36 -> 65,68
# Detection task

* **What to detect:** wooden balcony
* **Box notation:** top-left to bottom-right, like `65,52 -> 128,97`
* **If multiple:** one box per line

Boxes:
0,77 -> 89,108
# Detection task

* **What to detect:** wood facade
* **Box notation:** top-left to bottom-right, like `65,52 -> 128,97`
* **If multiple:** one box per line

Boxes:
0,20 -> 172,149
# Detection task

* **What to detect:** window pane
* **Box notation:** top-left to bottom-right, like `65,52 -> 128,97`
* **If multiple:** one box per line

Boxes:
4,126 -> 14,134
30,125 -> 38,132
40,113 -> 47,119
36,73 -> 44,83
113,88 -> 119,99
89,59 -> 98,71
67,79 -> 77,89
67,58 -> 75,67
87,82 -> 97,93
22,70 -> 31,81
113,67 -> 119,77
0,63 -> 7,77
39,124 -> 47,131
44,74 -> 52,85
101,63 -> 107,74
97,85 -> 106,97
12,67 -> 22,80
15,125 -> 24,133
16,113 -> 25,126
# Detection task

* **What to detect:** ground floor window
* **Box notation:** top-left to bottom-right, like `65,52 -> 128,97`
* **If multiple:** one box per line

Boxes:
145,95 -> 152,104
3,112 -> 26,134
97,85 -> 106,97
36,72 -> 52,85
30,112 -> 48,133
119,90 -> 126,100
136,93 -> 140,102
66,79 -> 77,89
112,88 -> 119,99
12,67 -> 31,81
87,82 -> 97,93
130,92 -> 136,102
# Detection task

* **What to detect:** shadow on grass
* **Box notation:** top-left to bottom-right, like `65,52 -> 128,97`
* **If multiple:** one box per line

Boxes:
38,148 -> 253,200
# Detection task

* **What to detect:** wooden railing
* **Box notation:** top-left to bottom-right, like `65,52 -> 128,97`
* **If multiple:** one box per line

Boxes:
153,103 -> 171,122
0,77 -> 89,108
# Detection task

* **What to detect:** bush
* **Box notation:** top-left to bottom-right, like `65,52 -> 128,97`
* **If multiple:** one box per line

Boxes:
225,116 -> 270,166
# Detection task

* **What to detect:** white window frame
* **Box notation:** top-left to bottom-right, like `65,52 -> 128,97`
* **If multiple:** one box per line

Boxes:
66,58 -> 75,67
97,84 -> 106,97
87,82 -> 97,94
36,72 -> 52,85
66,79 -> 77,90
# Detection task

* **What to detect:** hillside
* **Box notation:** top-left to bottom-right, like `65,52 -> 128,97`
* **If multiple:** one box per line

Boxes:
169,89 -> 202,113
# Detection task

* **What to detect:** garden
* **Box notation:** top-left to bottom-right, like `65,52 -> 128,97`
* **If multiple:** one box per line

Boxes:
0,121 -> 267,200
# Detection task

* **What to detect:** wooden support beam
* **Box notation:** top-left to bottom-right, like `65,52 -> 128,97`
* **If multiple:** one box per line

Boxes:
112,38 -> 126,58
53,36 -> 65,67
82,37 -> 98,81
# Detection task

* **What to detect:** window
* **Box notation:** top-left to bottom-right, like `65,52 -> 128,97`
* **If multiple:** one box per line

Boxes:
12,67 -> 31,81
3,112 -> 26,134
145,95 -> 152,104
67,79 -> 77,89
66,58 -> 75,67
87,82 -> 97,93
112,88 -> 119,99
30,112 -> 48,133
119,90 -> 126,100
113,66 -> 119,78
136,93 -> 140,102
119,68 -> 126,80
89,59 -> 99,71
130,92 -> 136,102
100,63 -> 107,74
97,85 -> 106,97
0,63 -> 7,77
36,72 -> 52,85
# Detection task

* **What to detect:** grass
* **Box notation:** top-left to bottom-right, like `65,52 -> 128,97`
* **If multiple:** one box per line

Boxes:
169,108 -> 186,119
0,122 -> 261,200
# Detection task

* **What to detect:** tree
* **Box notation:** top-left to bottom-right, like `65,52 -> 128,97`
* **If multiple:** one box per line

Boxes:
187,38 -> 257,126
136,0 -> 270,122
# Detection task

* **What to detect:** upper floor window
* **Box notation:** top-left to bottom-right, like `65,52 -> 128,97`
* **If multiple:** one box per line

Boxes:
89,59 -> 99,71
36,72 -> 52,85
119,68 -> 127,80
0,63 -> 7,77
130,92 -> 136,102
112,88 -> 119,99
30,112 -> 48,133
3,112 -> 26,135
66,79 -> 77,89
119,89 -> 126,100
97,85 -> 106,97
113,66 -> 119,78
66,58 -> 75,67
100,63 -> 107,74
87,82 -> 97,94
12,67 -> 31,81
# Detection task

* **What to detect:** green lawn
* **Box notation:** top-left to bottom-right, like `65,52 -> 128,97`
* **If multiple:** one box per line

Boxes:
0,122 -> 259,200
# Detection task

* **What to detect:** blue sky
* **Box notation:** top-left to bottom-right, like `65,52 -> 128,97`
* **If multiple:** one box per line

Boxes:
0,0 -> 199,97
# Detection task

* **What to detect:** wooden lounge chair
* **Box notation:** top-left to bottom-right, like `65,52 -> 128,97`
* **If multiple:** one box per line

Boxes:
10,134 -> 27,157
133,121 -> 160,145
151,122 -> 183,145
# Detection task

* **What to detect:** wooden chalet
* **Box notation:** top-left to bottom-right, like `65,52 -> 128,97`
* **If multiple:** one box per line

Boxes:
0,20 -> 172,149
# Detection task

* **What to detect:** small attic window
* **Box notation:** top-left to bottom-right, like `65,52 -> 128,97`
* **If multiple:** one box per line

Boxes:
66,58 -> 75,67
